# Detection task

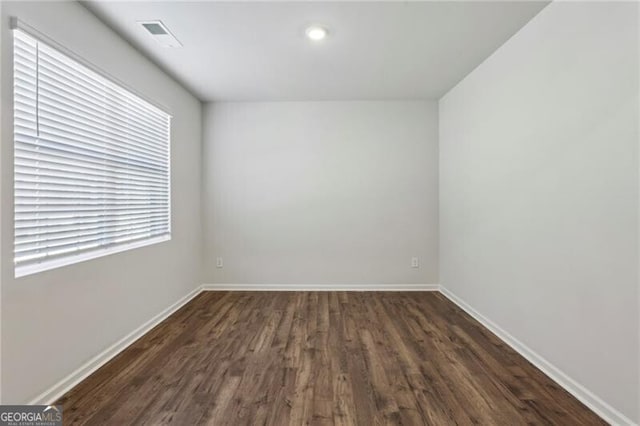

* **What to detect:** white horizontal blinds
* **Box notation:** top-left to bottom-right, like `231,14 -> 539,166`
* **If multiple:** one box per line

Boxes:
13,29 -> 171,275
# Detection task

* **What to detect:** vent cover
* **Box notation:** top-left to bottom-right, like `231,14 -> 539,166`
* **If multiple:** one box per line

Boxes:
142,22 -> 167,35
137,21 -> 182,48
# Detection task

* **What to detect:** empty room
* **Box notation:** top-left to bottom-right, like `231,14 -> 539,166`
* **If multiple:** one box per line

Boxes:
0,0 -> 638,424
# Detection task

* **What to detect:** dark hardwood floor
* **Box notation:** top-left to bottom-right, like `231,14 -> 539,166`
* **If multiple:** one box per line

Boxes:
57,291 -> 605,425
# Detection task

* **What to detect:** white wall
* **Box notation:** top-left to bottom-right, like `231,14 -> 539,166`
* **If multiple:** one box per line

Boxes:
0,0 -> 4,405
439,2 -> 638,423
203,101 -> 438,285
0,1 -> 203,403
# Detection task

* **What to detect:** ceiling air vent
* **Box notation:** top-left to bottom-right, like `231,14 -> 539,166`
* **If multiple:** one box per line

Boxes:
138,20 -> 182,48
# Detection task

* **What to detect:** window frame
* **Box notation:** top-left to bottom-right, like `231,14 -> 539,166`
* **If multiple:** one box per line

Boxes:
11,18 -> 172,278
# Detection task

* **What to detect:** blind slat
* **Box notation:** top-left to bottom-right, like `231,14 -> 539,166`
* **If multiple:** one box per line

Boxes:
16,211 -> 169,227
15,226 -> 168,259
16,217 -> 169,241
15,150 -> 169,184
38,47 -> 168,124
16,205 -> 169,215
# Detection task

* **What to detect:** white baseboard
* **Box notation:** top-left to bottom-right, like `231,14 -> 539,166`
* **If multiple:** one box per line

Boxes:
28,285 -> 204,406
201,283 -> 440,291
439,286 -> 635,426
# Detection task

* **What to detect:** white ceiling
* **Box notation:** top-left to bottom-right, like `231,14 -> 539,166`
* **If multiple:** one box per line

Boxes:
83,1 -> 548,102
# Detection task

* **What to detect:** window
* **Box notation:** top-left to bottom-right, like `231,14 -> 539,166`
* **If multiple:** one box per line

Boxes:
13,27 -> 171,277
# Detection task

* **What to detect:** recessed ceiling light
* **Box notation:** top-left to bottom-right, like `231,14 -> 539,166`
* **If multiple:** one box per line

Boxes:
138,20 -> 182,48
305,25 -> 328,41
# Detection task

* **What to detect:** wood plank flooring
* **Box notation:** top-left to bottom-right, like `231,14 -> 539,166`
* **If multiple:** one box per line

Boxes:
57,291 -> 605,425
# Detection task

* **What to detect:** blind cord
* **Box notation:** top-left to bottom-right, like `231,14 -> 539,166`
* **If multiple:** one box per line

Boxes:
35,40 -> 40,138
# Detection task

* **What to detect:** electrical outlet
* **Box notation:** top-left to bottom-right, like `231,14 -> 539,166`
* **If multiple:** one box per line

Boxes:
216,257 -> 223,268
411,257 -> 419,268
